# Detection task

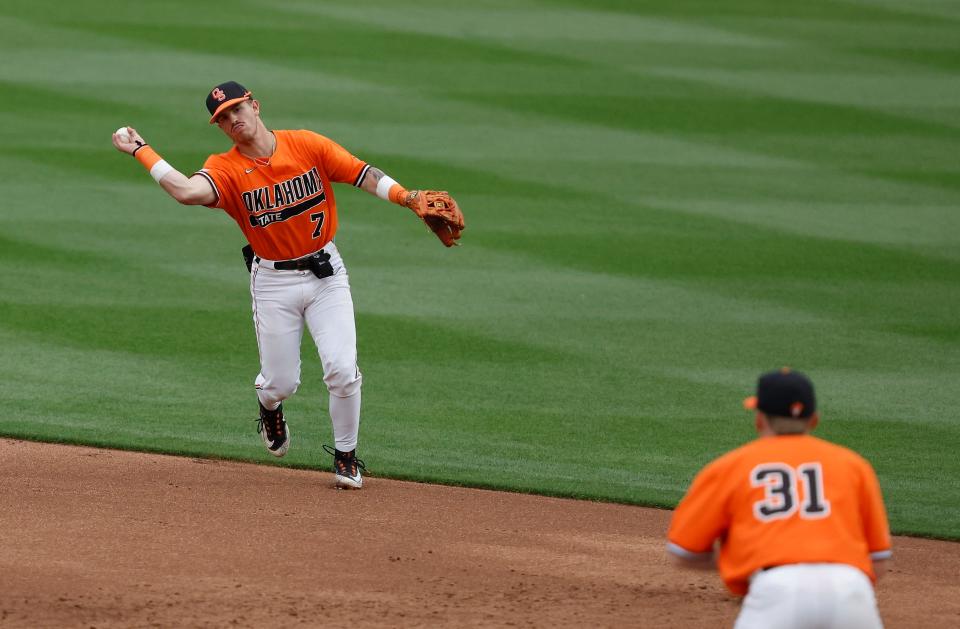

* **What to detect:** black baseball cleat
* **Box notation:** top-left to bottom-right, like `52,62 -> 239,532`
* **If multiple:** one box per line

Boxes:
323,444 -> 365,489
256,402 -> 290,457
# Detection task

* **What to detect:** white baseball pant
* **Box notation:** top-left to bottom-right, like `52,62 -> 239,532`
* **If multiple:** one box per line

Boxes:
250,241 -> 362,452
735,563 -> 883,629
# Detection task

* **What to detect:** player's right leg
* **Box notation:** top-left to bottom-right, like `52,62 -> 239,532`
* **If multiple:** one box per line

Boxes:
250,262 -> 305,457
735,564 -> 882,629
829,565 -> 883,629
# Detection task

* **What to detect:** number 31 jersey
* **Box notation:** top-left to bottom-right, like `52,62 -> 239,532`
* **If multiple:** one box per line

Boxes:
195,129 -> 368,261
667,434 -> 892,595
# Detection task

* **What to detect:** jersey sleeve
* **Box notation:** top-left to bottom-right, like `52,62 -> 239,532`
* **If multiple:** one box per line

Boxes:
667,460 -> 730,558
304,131 -> 368,186
193,157 -> 228,209
859,459 -> 892,561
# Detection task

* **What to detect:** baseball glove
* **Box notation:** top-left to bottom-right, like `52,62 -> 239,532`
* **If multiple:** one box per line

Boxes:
407,190 -> 465,247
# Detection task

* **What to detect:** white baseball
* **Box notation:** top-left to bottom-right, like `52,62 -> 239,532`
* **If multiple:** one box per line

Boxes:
115,126 -> 132,143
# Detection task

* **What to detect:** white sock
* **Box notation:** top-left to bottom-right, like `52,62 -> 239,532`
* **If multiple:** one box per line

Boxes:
329,390 -> 361,452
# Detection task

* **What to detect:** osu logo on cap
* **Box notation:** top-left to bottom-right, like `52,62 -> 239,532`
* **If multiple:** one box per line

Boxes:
212,88 -> 226,102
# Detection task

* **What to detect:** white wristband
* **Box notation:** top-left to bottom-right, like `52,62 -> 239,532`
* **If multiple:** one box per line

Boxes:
376,175 -> 397,201
150,160 -> 174,183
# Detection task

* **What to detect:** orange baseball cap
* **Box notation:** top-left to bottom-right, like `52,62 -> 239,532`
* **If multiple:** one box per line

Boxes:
206,81 -> 252,124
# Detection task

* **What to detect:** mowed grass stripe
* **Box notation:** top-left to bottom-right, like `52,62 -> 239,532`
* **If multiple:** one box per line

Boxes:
641,198 -> 959,249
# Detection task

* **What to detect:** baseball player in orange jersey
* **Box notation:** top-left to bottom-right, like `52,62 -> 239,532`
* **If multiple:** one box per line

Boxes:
667,368 -> 892,628
111,81 -> 464,489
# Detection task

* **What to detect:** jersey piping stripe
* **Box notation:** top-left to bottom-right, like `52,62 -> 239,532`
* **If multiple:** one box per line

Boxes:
666,541 -> 713,560
353,163 -> 370,187
194,170 -> 221,205
251,265 -> 264,384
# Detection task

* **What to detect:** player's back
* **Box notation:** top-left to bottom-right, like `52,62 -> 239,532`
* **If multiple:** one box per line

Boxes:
711,434 -> 889,594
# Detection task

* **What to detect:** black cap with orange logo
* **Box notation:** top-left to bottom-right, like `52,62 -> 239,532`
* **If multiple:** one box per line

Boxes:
206,81 -> 252,124
744,367 -> 816,419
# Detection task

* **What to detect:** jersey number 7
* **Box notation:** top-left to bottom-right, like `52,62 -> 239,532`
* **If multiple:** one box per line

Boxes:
311,212 -> 325,238
750,462 -> 831,522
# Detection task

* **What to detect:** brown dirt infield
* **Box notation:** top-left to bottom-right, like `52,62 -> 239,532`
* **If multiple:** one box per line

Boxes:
1,438 -> 958,628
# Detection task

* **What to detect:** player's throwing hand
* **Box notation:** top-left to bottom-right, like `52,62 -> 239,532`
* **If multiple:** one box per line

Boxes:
111,126 -> 147,155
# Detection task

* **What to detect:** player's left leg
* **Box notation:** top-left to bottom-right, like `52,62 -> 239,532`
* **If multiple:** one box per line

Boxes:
303,252 -> 363,488
734,565 -> 804,629
304,273 -> 362,444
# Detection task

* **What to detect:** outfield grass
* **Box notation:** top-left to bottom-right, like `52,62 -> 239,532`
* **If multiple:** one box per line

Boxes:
1,0 -> 958,538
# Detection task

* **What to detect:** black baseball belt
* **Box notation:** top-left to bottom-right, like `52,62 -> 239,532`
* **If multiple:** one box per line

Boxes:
242,245 -> 334,279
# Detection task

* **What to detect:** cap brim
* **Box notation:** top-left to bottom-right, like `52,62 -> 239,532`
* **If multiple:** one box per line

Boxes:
209,93 -> 251,123
743,395 -> 758,410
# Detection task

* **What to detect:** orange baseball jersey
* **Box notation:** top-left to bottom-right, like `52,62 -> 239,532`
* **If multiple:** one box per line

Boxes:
194,129 -> 368,261
667,434 -> 891,596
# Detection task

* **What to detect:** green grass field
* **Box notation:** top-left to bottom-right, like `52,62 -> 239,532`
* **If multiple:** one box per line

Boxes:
1,0 -> 958,539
